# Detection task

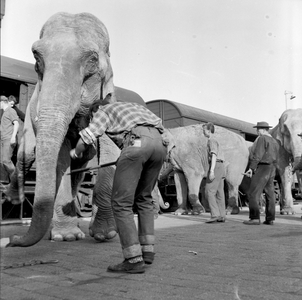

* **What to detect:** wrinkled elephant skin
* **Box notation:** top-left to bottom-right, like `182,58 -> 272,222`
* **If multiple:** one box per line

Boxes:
163,125 -> 249,215
271,108 -> 302,214
4,12 -> 116,247
88,134 -> 120,242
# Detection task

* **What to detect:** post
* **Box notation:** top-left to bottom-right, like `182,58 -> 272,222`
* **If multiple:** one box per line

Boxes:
284,90 -> 296,110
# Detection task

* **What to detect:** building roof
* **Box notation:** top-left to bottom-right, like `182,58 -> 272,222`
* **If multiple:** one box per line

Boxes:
1,55 -> 38,84
147,99 -> 257,136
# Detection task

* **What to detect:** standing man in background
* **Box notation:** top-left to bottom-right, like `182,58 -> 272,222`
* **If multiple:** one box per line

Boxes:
202,122 -> 226,223
8,95 -> 25,122
0,96 -> 20,181
243,121 -> 279,225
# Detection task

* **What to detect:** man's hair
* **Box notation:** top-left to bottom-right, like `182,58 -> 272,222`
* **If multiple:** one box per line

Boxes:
202,122 -> 215,134
8,95 -> 17,103
0,95 -> 9,103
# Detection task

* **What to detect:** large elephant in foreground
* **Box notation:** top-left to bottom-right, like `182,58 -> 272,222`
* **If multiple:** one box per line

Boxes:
3,12 -> 118,247
271,108 -> 302,214
162,124 -> 249,215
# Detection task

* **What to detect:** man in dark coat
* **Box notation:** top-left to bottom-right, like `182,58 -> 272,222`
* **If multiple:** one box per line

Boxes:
243,121 -> 279,225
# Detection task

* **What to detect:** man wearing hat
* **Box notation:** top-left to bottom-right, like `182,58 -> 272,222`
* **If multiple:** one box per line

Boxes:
292,132 -> 302,172
243,121 -> 279,225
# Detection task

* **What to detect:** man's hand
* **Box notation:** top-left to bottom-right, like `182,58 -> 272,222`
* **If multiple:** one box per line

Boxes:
10,137 -> 16,146
209,170 -> 215,181
243,169 -> 253,178
70,149 -> 83,160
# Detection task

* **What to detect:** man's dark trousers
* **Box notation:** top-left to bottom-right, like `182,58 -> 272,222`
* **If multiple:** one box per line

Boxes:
111,126 -> 167,259
247,164 -> 276,221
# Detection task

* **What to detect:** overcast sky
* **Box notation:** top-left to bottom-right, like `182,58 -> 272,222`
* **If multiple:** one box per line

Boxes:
1,0 -> 301,126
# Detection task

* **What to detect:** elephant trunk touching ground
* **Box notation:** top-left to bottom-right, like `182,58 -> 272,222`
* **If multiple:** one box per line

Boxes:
8,68 -> 82,247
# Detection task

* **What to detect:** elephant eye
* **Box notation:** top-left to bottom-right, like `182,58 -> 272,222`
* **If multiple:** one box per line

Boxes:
33,50 -> 44,79
84,54 -> 99,80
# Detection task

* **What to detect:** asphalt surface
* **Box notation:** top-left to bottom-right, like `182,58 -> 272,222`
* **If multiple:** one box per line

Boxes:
1,205 -> 302,300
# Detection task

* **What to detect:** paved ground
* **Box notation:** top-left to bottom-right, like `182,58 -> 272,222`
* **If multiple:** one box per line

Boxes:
1,206 -> 302,300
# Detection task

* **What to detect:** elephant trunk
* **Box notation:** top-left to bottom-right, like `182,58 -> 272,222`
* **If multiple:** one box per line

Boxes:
7,70 -> 81,247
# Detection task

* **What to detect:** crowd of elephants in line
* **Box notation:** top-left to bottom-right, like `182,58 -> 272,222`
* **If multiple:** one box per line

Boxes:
1,12 -> 301,248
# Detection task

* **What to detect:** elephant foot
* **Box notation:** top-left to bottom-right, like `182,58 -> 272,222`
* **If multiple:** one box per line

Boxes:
191,203 -> 205,215
51,227 -> 85,241
226,206 -> 240,215
89,217 -> 117,242
230,206 -> 240,215
280,207 -> 295,215
173,208 -> 189,215
51,217 -> 85,241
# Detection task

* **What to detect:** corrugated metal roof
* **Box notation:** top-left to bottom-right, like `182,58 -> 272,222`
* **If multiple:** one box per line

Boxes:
147,99 -> 257,136
1,56 -> 145,105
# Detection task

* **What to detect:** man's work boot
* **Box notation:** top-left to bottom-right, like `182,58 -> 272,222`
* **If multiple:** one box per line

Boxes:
107,256 -> 145,274
263,220 -> 274,225
205,217 -> 218,223
243,219 -> 260,225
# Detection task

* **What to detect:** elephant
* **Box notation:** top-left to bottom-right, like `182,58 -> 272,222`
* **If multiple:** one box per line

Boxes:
2,12 -> 119,247
161,124 -> 249,215
271,108 -> 302,214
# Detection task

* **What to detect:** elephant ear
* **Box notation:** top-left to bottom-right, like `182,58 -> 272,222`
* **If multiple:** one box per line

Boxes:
273,114 -> 289,147
271,125 -> 283,146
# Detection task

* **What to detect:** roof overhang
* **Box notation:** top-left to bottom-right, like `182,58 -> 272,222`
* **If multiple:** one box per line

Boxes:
1,56 -> 38,84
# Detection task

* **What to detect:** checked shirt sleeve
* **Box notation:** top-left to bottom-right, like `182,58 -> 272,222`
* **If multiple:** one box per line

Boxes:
79,110 -> 110,148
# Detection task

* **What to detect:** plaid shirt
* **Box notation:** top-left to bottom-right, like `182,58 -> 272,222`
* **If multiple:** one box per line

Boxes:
79,102 -> 164,148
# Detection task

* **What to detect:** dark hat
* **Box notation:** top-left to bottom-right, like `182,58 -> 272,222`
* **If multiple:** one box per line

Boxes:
298,132 -> 302,137
253,121 -> 272,129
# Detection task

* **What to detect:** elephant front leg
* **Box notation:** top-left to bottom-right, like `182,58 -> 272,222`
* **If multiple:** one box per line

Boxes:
173,170 -> 189,215
279,165 -> 295,215
186,170 -> 205,215
51,140 -> 92,241
51,170 -> 86,241
51,199 -> 85,241
225,183 -> 240,215
89,166 -> 117,242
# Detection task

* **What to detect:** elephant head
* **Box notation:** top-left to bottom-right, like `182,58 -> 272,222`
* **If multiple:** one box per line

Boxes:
272,109 -> 302,166
7,12 -> 115,247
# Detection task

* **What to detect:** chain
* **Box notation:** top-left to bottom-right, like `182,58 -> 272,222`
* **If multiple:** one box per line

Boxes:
2,259 -> 59,270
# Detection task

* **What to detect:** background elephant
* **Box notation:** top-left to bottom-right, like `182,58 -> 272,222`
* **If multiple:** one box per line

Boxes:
4,12 -> 117,247
162,124 -> 249,215
271,108 -> 302,214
